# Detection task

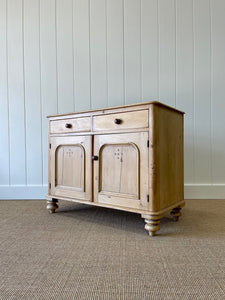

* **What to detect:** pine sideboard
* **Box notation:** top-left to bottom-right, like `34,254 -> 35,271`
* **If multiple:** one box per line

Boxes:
46,101 -> 185,236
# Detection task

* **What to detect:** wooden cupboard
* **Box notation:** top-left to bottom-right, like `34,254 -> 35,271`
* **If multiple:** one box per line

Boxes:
46,101 -> 185,236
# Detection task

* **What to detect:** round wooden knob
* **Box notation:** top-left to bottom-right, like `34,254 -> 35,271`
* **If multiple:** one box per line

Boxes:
65,123 -> 72,128
114,118 -> 122,124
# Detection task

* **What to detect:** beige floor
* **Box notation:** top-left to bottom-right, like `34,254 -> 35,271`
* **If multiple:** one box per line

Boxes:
0,199 -> 225,300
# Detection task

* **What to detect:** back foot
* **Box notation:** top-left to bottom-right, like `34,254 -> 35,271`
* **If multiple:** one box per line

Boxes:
170,207 -> 182,222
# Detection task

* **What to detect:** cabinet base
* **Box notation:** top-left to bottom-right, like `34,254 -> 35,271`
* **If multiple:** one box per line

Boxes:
46,195 -> 185,236
142,205 -> 184,236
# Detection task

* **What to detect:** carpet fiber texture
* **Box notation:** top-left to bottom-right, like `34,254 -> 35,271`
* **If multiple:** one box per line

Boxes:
0,199 -> 225,300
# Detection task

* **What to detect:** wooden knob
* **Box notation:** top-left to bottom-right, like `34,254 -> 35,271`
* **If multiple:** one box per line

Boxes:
65,123 -> 72,128
114,118 -> 122,124
92,155 -> 98,161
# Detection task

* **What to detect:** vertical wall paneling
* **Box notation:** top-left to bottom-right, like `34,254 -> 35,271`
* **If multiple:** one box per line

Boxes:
141,0 -> 158,101
158,0 -> 176,106
1,0 -> 225,199
124,0 -> 141,104
211,0 -> 225,184
90,0 -> 108,109
106,0 -> 124,106
0,0 -> 10,185
7,0 -> 26,185
176,0 -> 194,183
24,0 -> 42,185
40,0 -> 58,185
193,0 -> 211,183
73,0 -> 91,111
56,0 -> 74,113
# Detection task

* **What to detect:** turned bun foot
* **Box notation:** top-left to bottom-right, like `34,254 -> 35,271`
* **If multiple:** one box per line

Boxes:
142,214 -> 164,236
170,207 -> 182,222
46,199 -> 58,214
149,231 -> 155,237
145,219 -> 160,236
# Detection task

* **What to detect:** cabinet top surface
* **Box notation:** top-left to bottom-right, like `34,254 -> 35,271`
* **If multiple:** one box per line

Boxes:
47,101 -> 184,119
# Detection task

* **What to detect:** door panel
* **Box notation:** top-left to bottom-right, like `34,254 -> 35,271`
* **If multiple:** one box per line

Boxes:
50,135 -> 92,201
100,143 -> 139,197
55,145 -> 85,190
94,132 -> 149,210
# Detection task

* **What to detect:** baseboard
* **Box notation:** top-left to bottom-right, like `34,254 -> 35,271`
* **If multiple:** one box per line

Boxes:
184,184 -> 225,199
0,185 -> 48,200
0,184 -> 225,200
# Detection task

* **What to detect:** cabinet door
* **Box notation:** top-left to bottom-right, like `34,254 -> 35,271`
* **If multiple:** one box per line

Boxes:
50,135 -> 92,201
93,132 -> 149,210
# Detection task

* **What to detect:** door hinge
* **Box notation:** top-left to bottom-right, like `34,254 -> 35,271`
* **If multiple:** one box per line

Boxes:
49,183 -> 51,189
49,143 -> 51,149
147,140 -> 149,148
147,195 -> 149,202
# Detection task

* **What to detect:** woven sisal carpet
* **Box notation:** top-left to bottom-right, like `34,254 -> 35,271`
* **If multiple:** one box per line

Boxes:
0,199 -> 225,300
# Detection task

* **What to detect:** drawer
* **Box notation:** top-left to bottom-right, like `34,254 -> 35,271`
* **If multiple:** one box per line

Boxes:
50,117 -> 91,134
93,110 -> 149,131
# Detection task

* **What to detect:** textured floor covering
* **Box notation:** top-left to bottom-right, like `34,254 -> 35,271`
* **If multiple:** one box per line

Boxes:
0,200 -> 225,300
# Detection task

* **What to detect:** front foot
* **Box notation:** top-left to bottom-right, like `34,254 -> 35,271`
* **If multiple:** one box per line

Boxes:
170,207 -> 182,222
142,214 -> 164,236
46,199 -> 58,214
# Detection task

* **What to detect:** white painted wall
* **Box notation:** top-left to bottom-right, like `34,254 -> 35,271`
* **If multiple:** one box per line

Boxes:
0,0 -> 225,199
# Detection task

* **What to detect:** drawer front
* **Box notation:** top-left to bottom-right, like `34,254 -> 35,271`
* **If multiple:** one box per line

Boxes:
50,117 -> 91,134
93,110 -> 149,131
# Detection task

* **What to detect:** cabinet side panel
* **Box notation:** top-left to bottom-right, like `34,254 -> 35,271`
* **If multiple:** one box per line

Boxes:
151,105 -> 184,211
48,121 -> 51,195
149,104 -> 158,211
